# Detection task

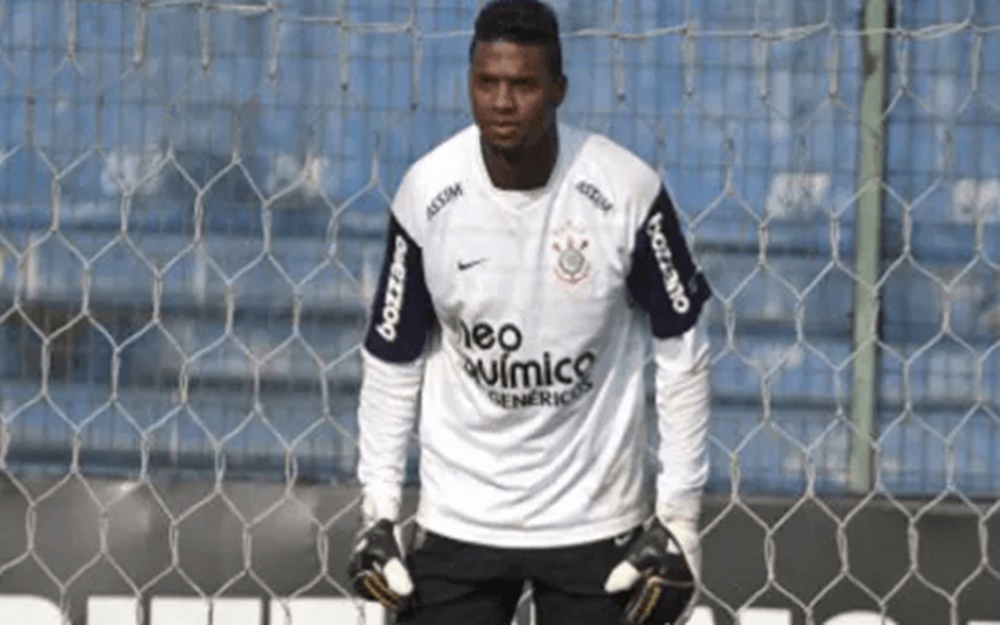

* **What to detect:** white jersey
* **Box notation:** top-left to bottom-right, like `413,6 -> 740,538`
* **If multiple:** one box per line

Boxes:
358,123 -> 711,548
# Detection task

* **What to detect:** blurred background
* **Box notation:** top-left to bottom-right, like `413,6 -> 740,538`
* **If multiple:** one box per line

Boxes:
2,0 -> 999,504
5,2 -> 1000,623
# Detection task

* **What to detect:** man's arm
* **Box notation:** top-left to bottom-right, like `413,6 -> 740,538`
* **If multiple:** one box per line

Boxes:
627,185 -> 711,567
652,325 -> 710,575
357,212 -> 434,520
351,213 -> 434,608
357,350 -> 424,523
604,186 -> 711,624
603,331 -> 710,624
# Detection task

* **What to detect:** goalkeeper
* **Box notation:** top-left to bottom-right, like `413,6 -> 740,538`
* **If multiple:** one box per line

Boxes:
349,1 -> 712,623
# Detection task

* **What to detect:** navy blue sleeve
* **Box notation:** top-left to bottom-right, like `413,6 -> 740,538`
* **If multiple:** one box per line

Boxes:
363,215 -> 434,363
626,188 -> 711,338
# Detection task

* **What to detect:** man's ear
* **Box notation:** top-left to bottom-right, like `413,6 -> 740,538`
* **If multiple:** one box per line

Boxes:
553,75 -> 568,108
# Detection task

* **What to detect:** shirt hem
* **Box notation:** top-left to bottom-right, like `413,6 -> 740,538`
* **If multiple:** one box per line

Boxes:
415,506 -> 651,549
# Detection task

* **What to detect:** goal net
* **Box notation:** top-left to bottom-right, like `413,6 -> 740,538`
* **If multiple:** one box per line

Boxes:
1,1 -> 999,624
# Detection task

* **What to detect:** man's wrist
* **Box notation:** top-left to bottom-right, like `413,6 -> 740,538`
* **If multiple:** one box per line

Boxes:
361,487 -> 402,526
655,498 -> 703,581
656,495 -> 701,526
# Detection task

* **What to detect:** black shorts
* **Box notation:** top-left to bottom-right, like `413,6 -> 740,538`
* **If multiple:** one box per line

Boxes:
396,525 -> 641,625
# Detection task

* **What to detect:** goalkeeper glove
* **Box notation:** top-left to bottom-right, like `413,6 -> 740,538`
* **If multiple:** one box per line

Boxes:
347,518 -> 414,610
604,517 -> 697,625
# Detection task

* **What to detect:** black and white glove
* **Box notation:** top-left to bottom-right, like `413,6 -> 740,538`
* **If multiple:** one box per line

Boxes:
347,519 -> 414,610
604,518 -> 698,625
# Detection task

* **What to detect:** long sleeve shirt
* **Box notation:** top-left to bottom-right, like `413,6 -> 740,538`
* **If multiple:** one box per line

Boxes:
357,123 -> 711,548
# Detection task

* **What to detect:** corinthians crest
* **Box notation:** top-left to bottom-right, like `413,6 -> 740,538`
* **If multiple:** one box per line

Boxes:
551,221 -> 591,286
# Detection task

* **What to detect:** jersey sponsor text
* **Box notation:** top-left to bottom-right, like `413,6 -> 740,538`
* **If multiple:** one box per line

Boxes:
576,180 -> 613,212
458,320 -> 595,408
646,212 -> 691,314
426,182 -> 463,220
375,235 -> 409,342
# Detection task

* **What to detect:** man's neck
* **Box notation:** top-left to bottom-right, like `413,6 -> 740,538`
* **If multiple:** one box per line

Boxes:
481,129 -> 559,191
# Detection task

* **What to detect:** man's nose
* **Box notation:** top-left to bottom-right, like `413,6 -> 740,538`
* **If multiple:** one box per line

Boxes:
493,83 -> 515,110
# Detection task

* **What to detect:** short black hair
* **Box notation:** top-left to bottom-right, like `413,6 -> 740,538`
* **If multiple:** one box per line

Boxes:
470,0 -> 564,80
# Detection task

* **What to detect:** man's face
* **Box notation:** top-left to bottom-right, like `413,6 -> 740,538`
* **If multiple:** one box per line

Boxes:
469,40 -> 566,156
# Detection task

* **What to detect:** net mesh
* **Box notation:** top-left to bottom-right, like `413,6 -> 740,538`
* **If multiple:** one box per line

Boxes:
1,0 -> 999,623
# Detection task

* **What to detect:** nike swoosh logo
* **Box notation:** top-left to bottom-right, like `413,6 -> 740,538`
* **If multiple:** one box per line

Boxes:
457,259 -> 487,271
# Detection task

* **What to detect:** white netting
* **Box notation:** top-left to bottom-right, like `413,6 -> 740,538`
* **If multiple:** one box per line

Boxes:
1,1 -> 999,624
